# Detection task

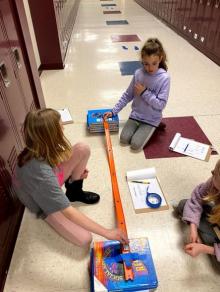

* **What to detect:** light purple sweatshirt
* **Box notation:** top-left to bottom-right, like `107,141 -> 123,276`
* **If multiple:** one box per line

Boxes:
112,67 -> 170,126
183,178 -> 220,261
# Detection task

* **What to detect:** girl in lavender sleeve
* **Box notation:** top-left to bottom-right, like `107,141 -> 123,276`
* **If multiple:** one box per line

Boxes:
104,38 -> 170,151
175,160 -> 220,265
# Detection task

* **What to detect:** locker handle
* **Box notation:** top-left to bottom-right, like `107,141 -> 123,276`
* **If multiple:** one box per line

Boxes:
0,62 -> 11,88
12,48 -> 22,69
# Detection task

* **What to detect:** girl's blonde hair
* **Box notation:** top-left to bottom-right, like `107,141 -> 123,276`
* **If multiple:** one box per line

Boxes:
203,159 -> 220,225
141,38 -> 168,71
18,108 -> 72,167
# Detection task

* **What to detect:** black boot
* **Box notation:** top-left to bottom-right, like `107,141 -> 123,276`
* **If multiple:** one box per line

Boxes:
65,179 -> 100,204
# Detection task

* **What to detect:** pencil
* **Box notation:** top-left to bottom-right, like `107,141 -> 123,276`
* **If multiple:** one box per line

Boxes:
184,144 -> 189,152
131,180 -> 150,184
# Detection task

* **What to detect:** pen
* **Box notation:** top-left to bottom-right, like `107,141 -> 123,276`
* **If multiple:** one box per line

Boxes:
184,144 -> 189,152
131,180 -> 150,184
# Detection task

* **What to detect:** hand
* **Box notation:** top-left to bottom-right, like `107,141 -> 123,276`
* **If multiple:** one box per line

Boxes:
103,112 -> 113,119
184,243 -> 209,257
134,82 -> 145,96
80,168 -> 89,179
189,223 -> 201,243
105,228 -> 129,245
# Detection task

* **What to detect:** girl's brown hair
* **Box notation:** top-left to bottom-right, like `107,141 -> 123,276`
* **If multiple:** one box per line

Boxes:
203,160 -> 220,225
141,38 -> 168,71
18,108 -> 72,167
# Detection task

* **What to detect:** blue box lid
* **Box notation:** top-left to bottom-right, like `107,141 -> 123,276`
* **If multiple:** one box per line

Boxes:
90,237 -> 158,291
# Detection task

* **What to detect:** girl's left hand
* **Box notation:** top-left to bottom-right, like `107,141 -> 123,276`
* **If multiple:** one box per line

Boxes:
134,82 -> 145,96
80,168 -> 89,179
184,243 -> 207,257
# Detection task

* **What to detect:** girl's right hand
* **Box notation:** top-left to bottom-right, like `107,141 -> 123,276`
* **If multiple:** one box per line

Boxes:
105,228 -> 129,245
189,223 -> 201,243
103,112 -> 113,119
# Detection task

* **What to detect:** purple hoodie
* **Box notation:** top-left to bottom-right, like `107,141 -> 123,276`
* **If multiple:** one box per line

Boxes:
112,67 -> 170,126
183,178 -> 220,262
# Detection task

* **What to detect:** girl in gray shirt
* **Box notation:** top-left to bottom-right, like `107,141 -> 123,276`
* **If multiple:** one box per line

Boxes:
14,108 -> 128,247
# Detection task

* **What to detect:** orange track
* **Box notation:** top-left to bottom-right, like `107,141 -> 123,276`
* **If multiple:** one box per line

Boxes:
103,119 -> 134,281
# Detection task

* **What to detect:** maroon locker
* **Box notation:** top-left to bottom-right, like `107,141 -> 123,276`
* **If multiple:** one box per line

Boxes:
187,0 -> 199,39
152,0 -> 158,14
0,58 -> 24,292
158,0 -> 165,19
192,0 -> 206,44
166,0 -> 176,24
174,0 -> 187,30
0,15 -> 26,148
170,0 -> 183,27
0,0 -> 34,112
212,2 -> 220,57
204,1 -> 220,52
199,0 -> 214,48
161,0 -> 169,21
182,0 -> 193,36
0,94 -> 23,291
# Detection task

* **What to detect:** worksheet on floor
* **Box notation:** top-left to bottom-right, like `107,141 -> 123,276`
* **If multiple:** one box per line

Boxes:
127,168 -> 169,213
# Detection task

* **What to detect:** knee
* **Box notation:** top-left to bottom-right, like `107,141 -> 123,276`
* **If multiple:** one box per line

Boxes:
72,142 -> 90,159
77,232 -> 93,248
120,132 -> 130,145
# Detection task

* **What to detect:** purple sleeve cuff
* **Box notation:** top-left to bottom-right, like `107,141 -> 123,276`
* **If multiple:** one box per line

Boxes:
181,215 -> 200,227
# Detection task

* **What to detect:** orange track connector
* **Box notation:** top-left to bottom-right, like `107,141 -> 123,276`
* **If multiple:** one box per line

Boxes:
103,119 -> 134,281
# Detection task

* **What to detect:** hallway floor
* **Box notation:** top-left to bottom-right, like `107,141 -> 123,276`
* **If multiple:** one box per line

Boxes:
4,0 -> 220,291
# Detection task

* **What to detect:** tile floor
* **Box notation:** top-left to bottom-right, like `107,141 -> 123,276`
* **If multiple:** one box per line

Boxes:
4,0 -> 220,291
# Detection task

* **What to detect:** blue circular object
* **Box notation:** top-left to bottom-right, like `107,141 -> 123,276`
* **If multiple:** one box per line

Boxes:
146,192 -> 162,208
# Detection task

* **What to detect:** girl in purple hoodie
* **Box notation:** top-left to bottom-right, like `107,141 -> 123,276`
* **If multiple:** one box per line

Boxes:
104,38 -> 170,151
175,159 -> 220,264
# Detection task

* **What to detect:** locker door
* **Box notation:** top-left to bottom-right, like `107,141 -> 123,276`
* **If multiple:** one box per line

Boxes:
199,0 -> 214,47
192,0 -> 206,44
0,0 -> 35,112
0,90 -> 23,291
204,0 -> 220,52
166,0 -> 175,24
186,0 -> 200,39
0,12 -> 28,148
212,1 -> 220,57
182,0 -> 193,36
174,0 -> 187,30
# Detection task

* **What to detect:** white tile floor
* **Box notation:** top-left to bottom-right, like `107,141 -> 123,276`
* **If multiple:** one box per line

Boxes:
4,0 -> 220,291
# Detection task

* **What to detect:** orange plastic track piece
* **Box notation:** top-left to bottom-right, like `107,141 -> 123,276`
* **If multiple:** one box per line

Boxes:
103,119 -> 134,281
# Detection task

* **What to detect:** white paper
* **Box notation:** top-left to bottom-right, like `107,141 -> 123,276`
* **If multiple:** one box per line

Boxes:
57,108 -> 73,124
126,168 -> 168,213
169,132 -> 181,150
126,167 -> 156,181
169,133 -> 210,161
